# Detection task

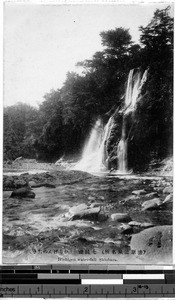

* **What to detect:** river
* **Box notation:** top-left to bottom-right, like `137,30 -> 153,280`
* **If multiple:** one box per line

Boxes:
3,167 -> 173,264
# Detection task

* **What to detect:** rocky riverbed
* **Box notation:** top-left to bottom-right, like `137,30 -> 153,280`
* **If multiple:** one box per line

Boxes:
3,167 -> 173,264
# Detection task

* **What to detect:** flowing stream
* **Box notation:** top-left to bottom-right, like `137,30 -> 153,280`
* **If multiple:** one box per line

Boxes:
3,168 -> 172,264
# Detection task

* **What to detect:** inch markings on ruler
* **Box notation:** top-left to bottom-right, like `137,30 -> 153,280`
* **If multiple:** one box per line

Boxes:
0,284 -> 175,297
0,265 -> 175,297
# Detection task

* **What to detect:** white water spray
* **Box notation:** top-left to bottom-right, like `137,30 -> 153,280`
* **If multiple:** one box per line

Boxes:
117,69 -> 148,173
117,122 -> 128,173
82,119 -> 103,159
74,117 -> 114,172
124,69 -> 148,114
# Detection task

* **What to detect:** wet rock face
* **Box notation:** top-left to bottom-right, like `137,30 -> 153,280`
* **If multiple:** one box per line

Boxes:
130,225 -> 173,263
10,188 -> 35,199
107,113 -> 123,169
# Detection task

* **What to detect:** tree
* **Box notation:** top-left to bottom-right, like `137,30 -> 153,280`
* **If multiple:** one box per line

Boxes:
76,28 -> 140,118
34,27 -> 142,161
127,7 -> 173,170
4,8 -> 173,169
100,28 -> 132,57
140,7 -> 173,157
3,103 -> 40,160
35,89 -> 64,160
140,6 -> 173,70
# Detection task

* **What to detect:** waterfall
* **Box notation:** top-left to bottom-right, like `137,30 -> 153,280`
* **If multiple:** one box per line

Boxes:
74,68 -> 147,174
81,119 -> 103,160
124,69 -> 148,114
74,117 -> 114,172
117,121 -> 128,173
117,69 -> 148,173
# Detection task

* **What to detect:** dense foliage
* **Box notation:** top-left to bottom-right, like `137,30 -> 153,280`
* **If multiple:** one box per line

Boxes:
4,7 -> 173,170
4,103 -> 40,161
127,7 -> 173,170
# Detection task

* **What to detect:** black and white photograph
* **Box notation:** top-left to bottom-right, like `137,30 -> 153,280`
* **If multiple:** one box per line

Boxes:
3,1 -> 173,264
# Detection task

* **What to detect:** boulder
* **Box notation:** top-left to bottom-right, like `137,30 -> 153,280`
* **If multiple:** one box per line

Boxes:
10,188 -> 35,199
88,196 -> 96,201
130,225 -> 172,263
71,207 -> 101,221
120,224 -> 133,234
28,180 -> 38,188
124,195 -> 137,202
144,192 -> 158,198
76,237 -> 89,243
142,198 -> 162,211
3,190 -> 12,198
14,179 -> 28,188
67,204 -> 107,221
132,189 -> 146,196
162,194 -> 173,205
111,213 -> 132,223
90,203 -> 104,208
163,186 -> 173,194
69,204 -> 88,215
153,187 -> 163,192
128,221 -> 154,229
28,180 -> 56,188
128,221 -> 141,227
140,222 -> 154,228
143,179 -> 152,185
44,182 -> 56,188
104,238 -> 120,244
3,177 -> 15,190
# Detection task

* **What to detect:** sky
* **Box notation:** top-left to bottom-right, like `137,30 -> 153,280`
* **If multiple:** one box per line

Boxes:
3,1 -> 174,107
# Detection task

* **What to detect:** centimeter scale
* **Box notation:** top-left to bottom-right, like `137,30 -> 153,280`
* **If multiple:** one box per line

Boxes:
0,265 -> 175,298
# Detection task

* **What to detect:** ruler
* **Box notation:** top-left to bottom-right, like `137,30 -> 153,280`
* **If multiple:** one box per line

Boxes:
0,265 -> 175,297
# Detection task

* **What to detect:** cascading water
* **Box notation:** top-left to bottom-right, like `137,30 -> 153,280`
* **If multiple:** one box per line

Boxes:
125,69 -> 148,114
81,119 -> 103,159
117,121 -> 128,173
74,68 -> 148,174
117,69 -> 148,173
74,117 -> 114,172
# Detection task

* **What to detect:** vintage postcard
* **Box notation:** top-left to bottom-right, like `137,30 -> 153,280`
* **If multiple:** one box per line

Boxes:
3,1 -> 173,264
